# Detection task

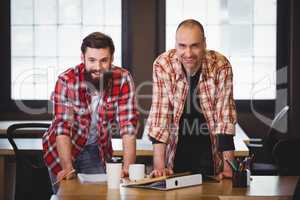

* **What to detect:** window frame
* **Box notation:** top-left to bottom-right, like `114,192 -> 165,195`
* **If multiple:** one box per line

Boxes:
159,0 -> 289,114
0,0 -> 129,120
0,0 -> 290,120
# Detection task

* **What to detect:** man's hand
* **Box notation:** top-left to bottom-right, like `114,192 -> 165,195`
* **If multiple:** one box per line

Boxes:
122,134 -> 136,178
219,150 -> 234,179
56,168 -> 76,184
150,168 -> 173,177
121,165 -> 129,178
150,143 -> 174,177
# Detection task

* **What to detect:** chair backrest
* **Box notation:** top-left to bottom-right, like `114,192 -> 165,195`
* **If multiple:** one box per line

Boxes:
7,123 -> 52,200
262,128 -> 284,164
262,105 -> 289,163
272,137 -> 300,175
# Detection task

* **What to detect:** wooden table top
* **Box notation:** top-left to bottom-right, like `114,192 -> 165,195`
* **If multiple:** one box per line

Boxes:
0,138 -> 152,157
57,176 -> 299,200
0,137 -> 248,157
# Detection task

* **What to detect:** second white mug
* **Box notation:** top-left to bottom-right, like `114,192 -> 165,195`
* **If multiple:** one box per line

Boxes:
129,164 -> 145,181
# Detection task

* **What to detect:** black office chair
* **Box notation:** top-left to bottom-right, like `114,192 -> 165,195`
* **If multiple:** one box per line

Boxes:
246,106 -> 289,175
247,128 -> 279,175
272,137 -> 300,176
7,123 -> 53,200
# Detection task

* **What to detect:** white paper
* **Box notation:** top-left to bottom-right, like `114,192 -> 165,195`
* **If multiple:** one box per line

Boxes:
77,173 -> 107,184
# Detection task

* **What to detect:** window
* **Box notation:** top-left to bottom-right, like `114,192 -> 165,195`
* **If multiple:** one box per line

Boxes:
166,0 -> 277,100
11,0 -> 122,100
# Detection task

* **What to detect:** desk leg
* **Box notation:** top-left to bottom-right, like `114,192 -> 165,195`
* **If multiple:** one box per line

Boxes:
0,156 -> 5,200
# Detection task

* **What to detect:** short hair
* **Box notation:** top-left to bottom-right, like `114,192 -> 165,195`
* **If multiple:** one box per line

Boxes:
81,32 -> 115,55
176,19 -> 205,39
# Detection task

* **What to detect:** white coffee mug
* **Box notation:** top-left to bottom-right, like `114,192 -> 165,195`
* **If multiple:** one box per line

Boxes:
106,163 -> 122,189
129,164 -> 145,181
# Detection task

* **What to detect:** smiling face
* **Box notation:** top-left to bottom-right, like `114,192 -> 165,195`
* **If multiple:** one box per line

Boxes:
175,25 -> 206,74
82,47 -> 113,82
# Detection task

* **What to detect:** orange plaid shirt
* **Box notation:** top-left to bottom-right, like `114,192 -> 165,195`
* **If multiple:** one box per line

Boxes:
145,49 -> 237,175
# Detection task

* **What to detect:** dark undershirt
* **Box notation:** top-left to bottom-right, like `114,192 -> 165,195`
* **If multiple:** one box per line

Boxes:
173,69 -> 213,175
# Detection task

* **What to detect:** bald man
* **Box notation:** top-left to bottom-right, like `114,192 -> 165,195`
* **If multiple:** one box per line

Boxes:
145,19 -> 237,179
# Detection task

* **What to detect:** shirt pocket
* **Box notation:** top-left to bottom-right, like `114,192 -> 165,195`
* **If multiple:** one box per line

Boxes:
106,95 -> 118,104
100,100 -> 116,124
73,105 -> 90,126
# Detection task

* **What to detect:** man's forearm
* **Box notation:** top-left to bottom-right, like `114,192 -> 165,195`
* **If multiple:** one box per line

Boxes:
153,143 -> 166,170
56,135 -> 73,170
122,134 -> 136,168
222,150 -> 234,178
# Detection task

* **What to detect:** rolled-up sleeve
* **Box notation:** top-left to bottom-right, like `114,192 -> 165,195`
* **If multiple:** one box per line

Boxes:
52,78 -> 74,137
216,134 -> 235,151
214,60 -> 237,136
145,61 -> 173,143
116,72 -> 139,137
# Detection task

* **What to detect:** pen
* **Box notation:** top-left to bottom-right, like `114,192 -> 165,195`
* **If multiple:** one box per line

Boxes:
52,169 -> 76,186
245,154 -> 254,170
239,162 -> 244,171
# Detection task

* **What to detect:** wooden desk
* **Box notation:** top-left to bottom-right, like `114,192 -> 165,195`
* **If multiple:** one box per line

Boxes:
234,124 -> 249,157
0,138 -> 153,200
58,176 -> 298,200
0,138 -> 152,156
0,123 -> 249,156
0,123 -> 249,200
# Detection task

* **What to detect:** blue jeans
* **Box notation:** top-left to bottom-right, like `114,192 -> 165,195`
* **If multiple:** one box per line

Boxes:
48,144 -> 105,193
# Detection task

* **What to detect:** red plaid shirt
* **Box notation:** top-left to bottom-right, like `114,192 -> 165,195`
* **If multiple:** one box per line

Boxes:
145,49 -> 237,175
43,63 -> 138,175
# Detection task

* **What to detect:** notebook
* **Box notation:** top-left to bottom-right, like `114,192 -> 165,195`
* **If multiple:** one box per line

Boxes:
122,173 -> 202,190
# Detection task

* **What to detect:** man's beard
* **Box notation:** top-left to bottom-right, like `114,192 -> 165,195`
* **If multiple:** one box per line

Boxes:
84,70 -> 113,92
